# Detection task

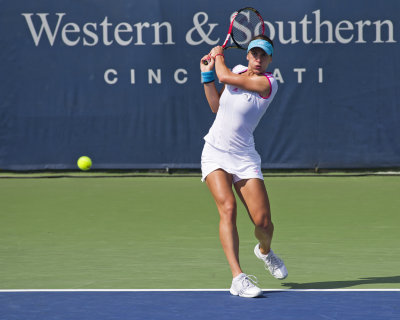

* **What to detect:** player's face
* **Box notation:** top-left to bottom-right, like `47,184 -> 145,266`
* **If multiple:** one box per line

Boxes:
247,48 -> 272,73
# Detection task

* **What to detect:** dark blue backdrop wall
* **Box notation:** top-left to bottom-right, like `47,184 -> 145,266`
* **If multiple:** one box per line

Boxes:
1,0 -> 399,170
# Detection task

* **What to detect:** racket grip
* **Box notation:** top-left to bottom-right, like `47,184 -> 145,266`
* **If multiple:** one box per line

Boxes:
202,59 -> 209,65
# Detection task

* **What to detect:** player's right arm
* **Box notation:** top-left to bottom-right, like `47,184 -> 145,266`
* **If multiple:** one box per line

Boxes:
200,55 -> 224,113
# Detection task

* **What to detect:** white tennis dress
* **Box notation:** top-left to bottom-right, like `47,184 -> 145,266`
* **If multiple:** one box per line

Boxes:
201,64 -> 278,183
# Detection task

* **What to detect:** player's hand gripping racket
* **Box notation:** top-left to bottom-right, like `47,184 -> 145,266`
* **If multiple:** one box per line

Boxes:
203,7 -> 265,65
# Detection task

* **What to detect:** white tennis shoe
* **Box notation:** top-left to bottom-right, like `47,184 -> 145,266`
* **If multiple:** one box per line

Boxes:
254,244 -> 288,280
230,273 -> 263,298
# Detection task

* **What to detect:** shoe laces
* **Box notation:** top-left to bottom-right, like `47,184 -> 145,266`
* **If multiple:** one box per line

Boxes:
239,274 -> 259,291
266,252 -> 283,271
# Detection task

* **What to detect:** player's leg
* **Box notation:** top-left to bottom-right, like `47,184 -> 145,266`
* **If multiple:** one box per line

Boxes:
234,178 -> 273,254
234,178 -> 288,280
205,169 -> 242,277
206,170 -> 263,297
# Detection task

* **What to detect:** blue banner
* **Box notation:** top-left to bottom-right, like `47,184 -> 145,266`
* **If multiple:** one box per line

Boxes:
1,0 -> 399,170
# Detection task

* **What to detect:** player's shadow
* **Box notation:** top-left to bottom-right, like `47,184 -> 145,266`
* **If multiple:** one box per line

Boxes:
281,275 -> 400,289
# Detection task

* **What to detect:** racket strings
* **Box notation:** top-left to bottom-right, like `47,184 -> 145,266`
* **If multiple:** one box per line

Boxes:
231,10 -> 264,48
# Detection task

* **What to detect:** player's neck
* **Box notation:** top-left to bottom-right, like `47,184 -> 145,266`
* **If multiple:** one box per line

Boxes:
246,68 -> 266,77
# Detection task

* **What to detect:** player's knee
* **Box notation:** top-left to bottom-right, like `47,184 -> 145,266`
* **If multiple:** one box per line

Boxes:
254,214 -> 273,231
218,199 -> 237,222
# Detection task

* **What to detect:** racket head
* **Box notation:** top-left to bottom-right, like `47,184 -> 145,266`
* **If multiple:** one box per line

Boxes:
223,7 -> 265,50
202,7 -> 264,65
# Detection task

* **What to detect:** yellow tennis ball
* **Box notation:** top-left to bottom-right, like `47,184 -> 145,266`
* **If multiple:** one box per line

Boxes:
77,156 -> 92,171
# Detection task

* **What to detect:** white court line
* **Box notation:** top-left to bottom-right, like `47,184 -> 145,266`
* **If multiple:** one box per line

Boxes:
0,289 -> 399,292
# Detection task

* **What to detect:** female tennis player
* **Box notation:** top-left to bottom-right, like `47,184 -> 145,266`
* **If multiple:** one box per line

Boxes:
200,35 -> 288,298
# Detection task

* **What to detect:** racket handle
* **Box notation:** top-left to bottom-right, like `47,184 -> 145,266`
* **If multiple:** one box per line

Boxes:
202,59 -> 209,65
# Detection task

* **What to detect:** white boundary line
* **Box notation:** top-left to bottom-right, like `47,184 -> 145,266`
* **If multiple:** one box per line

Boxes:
1,289 -> 399,292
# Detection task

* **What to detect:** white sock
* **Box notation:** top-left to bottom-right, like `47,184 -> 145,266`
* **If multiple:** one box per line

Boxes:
258,244 -> 270,258
233,273 -> 246,282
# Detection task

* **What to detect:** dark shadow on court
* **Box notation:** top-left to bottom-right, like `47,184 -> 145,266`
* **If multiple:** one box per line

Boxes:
281,276 -> 400,289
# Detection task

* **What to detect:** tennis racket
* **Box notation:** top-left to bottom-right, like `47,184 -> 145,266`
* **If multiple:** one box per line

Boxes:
203,7 -> 265,65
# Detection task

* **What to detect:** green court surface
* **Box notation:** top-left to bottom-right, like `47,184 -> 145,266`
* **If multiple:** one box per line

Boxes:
1,174 -> 399,289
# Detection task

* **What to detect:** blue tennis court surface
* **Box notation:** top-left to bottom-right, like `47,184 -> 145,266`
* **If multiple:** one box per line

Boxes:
1,290 -> 399,320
